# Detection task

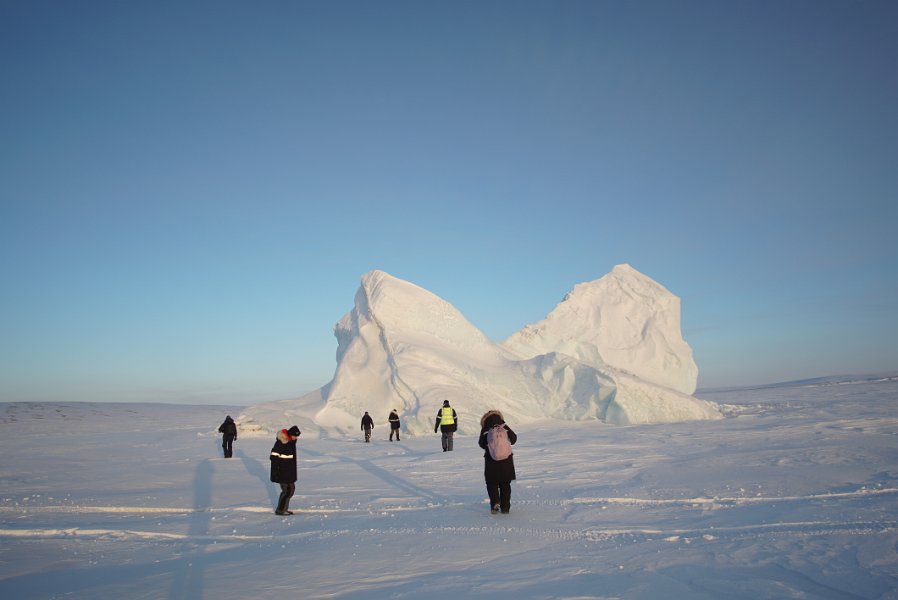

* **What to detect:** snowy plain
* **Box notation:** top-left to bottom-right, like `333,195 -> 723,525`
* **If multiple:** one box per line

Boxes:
1,376 -> 897,599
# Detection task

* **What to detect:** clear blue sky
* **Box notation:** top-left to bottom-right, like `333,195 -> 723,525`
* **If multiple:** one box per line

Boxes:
2,0 -> 896,404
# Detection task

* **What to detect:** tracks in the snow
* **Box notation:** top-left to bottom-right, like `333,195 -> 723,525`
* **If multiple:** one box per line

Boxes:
1,519 -> 895,545
3,485 -> 894,516
1,487 -> 896,545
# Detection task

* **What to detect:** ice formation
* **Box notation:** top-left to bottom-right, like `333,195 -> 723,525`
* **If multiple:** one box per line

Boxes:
239,266 -> 721,436
503,264 -> 699,395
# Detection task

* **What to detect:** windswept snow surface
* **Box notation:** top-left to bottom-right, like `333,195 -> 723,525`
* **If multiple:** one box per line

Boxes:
2,378 -> 898,599
240,267 -> 720,436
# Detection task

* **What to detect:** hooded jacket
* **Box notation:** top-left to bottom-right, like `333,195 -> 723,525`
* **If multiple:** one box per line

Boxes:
478,410 -> 517,483
388,411 -> 400,430
218,416 -> 237,439
270,429 -> 298,484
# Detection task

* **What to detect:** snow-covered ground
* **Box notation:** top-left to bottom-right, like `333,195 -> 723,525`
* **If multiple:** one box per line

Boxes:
1,376 -> 897,599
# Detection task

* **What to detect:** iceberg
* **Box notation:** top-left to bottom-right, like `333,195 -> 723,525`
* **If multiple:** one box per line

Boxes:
238,266 -> 721,436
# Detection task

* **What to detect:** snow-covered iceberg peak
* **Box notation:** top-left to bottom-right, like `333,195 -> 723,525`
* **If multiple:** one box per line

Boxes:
319,269 -> 512,434
502,264 -> 699,395
335,269 -> 493,364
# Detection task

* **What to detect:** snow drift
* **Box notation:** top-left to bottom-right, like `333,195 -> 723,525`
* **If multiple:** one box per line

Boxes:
239,266 -> 721,436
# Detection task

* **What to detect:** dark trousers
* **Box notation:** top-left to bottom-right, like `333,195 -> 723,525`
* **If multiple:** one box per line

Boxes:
441,430 -> 454,451
390,427 -> 400,441
222,436 -> 234,458
364,427 -> 372,442
486,481 -> 512,513
277,483 -> 295,513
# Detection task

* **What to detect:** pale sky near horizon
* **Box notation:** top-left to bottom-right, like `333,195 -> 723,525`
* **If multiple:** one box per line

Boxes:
2,0 -> 896,405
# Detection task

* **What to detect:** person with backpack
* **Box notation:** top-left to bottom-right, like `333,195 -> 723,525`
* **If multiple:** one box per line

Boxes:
388,409 -> 401,441
434,400 -> 458,451
218,415 -> 237,458
478,410 -> 517,514
270,425 -> 301,515
361,412 -> 374,442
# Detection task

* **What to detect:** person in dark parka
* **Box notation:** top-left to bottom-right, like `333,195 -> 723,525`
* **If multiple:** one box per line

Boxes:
361,412 -> 374,442
270,425 -> 300,515
218,415 -> 237,458
478,410 -> 517,514
388,409 -> 401,441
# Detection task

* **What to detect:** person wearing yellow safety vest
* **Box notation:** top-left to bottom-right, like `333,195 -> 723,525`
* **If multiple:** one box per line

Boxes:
433,400 -> 458,451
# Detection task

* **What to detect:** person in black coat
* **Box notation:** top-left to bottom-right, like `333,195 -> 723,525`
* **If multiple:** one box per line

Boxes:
388,410 -> 401,441
270,425 -> 300,515
218,415 -> 237,458
478,410 -> 517,514
361,412 -> 374,442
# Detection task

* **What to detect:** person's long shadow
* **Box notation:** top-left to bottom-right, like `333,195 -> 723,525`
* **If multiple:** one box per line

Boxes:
211,434 -> 227,458
167,458 -> 212,599
235,447 -> 279,509
301,445 -> 442,504
0,544 -> 253,600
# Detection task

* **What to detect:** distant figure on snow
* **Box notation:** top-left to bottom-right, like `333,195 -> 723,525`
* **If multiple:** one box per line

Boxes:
478,410 -> 517,514
388,409 -> 401,441
434,400 -> 458,451
218,415 -> 237,458
270,425 -> 301,515
361,412 -> 374,442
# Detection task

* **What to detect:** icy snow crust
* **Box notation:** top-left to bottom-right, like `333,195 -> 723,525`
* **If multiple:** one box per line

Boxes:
240,266 -> 719,436
1,377 -> 897,599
